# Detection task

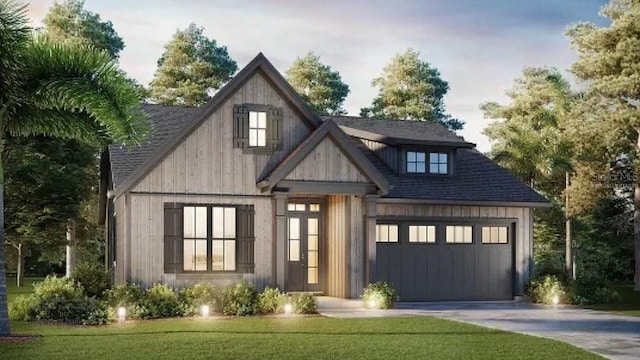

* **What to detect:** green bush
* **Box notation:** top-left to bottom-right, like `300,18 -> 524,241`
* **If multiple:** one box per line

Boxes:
180,283 -> 222,315
132,284 -> 187,319
8,295 -> 33,321
257,287 -> 286,314
288,292 -> 318,314
569,274 -> 621,305
362,282 -> 399,309
525,275 -> 566,305
222,281 -> 258,316
10,276 -> 111,324
106,283 -> 143,307
71,262 -> 111,299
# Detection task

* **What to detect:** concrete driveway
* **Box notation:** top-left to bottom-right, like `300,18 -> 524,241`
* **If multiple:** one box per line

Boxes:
318,298 -> 640,360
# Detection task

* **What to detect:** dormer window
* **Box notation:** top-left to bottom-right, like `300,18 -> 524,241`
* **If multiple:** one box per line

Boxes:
233,104 -> 283,153
249,111 -> 267,147
430,153 -> 448,174
406,151 -> 426,173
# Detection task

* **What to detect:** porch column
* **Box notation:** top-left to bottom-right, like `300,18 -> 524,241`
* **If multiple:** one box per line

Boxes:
363,195 -> 379,286
274,191 -> 288,290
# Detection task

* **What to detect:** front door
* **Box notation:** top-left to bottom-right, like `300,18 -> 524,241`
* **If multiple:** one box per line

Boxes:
286,202 -> 322,292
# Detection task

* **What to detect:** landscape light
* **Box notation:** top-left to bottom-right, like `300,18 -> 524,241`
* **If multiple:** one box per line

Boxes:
201,305 -> 210,318
367,299 -> 377,309
552,295 -> 560,306
284,303 -> 293,315
117,307 -> 127,322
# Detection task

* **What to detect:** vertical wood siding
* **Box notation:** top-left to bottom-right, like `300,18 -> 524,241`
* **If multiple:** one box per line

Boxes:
360,139 -> 398,173
376,203 -> 532,295
131,72 -> 312,195
114,196 -> 126,284
284,138 -> 370,183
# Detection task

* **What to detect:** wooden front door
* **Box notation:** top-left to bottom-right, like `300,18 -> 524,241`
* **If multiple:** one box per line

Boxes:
286,202 -> 322,292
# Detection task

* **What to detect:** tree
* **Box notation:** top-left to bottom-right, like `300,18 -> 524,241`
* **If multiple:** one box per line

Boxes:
566,0 -> 640,290
0,0 -> 147,336
42,0 -> 124,59
286,52 -> 350,115
149,23 -> 237,106
360,48 -> 463,130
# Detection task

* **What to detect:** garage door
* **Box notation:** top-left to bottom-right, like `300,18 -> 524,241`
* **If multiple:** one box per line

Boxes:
375,222 -> 514,301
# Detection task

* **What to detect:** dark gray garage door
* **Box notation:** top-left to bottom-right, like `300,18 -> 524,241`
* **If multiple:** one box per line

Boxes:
375,222 -> 514,301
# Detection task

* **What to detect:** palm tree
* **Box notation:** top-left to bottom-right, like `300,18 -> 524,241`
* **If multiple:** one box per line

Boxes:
0,0 -> 147,336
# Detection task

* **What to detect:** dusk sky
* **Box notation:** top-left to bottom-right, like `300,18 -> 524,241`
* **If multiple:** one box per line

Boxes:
21,0 -> 610,152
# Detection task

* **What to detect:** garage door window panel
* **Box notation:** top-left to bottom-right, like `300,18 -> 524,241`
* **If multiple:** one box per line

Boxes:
409,225 -> 436,243
376,224 -> 399,243
445,225 -> 473,244
482,226 -> 509,244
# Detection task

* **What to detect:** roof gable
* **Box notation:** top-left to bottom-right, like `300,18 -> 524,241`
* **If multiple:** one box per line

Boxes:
259,120 -> 390,193
113,53 -> 323,197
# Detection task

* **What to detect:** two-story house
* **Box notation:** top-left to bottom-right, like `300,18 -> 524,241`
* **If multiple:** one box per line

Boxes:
101,53 -> 548,301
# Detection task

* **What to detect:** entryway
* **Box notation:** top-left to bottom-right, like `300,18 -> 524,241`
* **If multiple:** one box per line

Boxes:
285,201 -> 323,292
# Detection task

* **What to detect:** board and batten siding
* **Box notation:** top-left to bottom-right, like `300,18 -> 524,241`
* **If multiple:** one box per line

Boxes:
123,194 -> 273,289
284,138 -> 370,183
131,72 -> 312,195
360,139 -> 398,173
376,203 -> 534,295
325,195 -> 366,298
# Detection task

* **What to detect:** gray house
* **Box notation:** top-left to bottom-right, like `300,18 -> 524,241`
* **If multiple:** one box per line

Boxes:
101,53 -> 548,301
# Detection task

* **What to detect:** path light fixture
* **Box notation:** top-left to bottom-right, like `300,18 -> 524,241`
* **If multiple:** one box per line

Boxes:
117,307 -> 127,322
201,305 -> 210,318
367,299 -> 378,309
552,295 -> 560,306
284,303 -> 293,315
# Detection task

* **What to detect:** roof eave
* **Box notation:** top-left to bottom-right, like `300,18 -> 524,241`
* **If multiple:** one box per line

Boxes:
378,197 -> 552,208
339,126 -> 476,148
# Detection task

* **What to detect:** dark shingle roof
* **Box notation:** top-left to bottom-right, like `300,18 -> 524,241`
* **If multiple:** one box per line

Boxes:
325,115 -> 473,146
351,137 -> 547,204
109,104 -> 199,187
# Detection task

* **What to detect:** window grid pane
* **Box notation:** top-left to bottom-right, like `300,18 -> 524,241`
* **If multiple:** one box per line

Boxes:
183,206 -> 208,271
446,225 -> 473,244
376,224 -> 399,243
429,152 -> 448,174
406,151 -> 426,173
409,225 -> 435,243
482,226 -> 509,244
249,111 -> 267,147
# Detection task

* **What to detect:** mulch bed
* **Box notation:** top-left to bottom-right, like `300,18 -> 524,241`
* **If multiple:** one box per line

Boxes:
0,335 -> 40,344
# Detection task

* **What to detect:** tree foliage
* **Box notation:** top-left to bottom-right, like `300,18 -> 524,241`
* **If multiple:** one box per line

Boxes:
149,23 -> 237,106
360,48 -> 462,130
286,52 -> 350,115
43,0 -> 124,59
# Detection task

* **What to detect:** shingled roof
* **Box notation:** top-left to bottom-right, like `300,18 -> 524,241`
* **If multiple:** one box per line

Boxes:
109,104 -> 198,187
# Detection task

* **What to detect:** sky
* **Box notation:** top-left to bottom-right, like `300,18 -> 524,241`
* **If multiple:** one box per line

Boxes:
21,0 -> 610,152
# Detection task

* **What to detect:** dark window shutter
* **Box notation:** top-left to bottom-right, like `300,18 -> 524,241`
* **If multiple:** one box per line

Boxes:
233,104 -> 249,148
266,106 -> 283,151
164,203 -> 183,273
236,205 -> 255,273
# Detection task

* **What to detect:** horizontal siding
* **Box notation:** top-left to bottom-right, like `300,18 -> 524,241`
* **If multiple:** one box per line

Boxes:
132,72 -> 312,195
284,138 -> 370,183
125,194 -> 273,289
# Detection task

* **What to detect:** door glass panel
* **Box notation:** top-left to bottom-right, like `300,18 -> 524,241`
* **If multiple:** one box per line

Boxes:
309,204 -> 320,212
288,218 -> 300,261
308,235 -> 318,251
308,268 -> 318,284
288,203 -> 306,212
289,240 -> 300,261
307,218 -> 319,285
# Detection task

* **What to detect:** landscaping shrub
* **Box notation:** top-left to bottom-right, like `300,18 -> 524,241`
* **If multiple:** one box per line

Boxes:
222,281 -> 258,316
106,283 -> 143,307
132,284 -> 187,319
258,287 -> 286,314
525,275 -> 566,305
8,295 -> 33,321
180,283 -> 222,315
569,273 -> 621,305
288,292 -> 318,314
71,262 -> 111,299
362,282 -> 399,309
9,276 -> 111,324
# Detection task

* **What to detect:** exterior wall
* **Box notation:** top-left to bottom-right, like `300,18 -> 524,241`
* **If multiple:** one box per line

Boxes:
131,72 -> 312,195
284,138 -> 370,183
325,195 -> 366,298
120,193 -> 273,289
360,139 -> 398,173
114,196 -> 127,284
376,203 -> 533,295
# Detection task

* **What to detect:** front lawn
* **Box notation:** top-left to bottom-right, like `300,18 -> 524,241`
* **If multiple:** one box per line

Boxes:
587,283 -> 640,316
4,317 -> 601,360
6,277 -> 44,305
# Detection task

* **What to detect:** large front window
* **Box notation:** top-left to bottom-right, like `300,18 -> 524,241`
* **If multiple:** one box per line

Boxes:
183,205 -> 237,271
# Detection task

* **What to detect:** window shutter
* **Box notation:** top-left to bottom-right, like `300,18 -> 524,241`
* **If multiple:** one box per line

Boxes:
236,205 -> 255,273
266,106 -> 283,151
233,104 -> 249,148
164,203 -> 183,273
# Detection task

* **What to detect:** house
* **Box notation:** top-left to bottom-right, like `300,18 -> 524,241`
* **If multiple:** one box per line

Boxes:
100,53 -> 548,301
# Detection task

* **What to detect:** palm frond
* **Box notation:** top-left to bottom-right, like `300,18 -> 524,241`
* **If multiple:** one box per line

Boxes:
0,0 -> 30,109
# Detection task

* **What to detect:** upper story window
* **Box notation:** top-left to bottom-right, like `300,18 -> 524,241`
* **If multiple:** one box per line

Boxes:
406,151 -> 426,173
430,153 -> 448,174
249,111 -> 267,147
233,104 -> 283,152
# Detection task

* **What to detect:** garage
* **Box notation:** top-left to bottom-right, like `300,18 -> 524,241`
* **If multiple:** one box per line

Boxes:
375,220 -> 515,301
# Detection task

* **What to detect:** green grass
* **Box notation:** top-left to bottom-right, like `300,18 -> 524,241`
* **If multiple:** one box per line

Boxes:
587,283 -> 640,316
4,317 -> 602,360
6,277 -> 43,305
